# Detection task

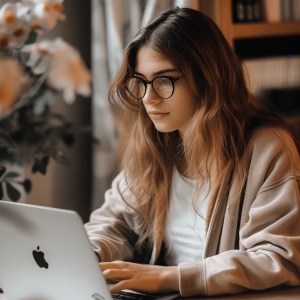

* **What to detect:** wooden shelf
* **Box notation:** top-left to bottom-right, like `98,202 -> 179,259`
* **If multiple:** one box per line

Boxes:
219,0 -> 300,47
233,21 -> 300,39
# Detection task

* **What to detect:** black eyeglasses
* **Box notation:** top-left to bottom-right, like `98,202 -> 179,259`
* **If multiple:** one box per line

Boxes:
126,75 -> 182,99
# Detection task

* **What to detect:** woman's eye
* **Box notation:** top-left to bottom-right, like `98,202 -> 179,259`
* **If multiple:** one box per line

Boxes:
157,78 -> 172,90
159,78 -> 172,84
134,78 -> 144,86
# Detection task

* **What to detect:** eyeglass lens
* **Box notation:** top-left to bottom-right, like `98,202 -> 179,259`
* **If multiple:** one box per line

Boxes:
127,77 -> 173,99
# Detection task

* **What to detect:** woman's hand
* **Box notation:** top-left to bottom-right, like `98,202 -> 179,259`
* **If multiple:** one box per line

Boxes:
100,261 -> 179,294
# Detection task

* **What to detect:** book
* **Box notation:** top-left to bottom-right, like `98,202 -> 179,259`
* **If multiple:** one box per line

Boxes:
281,0 -> 293,21
245,0 -> 254,22
244,56 -> 300,95
263,0 -> 281,22
253,0 -> 261,21
292,0 -> 300,20
233,0 -> 246,22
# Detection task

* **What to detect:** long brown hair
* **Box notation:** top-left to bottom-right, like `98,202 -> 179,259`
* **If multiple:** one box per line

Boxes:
108,7 -> 299,249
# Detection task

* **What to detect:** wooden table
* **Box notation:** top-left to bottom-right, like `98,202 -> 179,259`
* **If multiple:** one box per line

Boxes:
192,286 -> 300,300
1,286 -> 300,300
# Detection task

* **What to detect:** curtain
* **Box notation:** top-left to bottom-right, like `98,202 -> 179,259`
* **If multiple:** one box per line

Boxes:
91,0 -> 200,211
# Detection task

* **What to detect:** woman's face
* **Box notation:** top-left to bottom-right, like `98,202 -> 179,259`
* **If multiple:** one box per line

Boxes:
135,46 -> 195,137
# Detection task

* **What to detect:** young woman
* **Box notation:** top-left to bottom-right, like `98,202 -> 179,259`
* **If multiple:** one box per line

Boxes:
85,7 -> 300,297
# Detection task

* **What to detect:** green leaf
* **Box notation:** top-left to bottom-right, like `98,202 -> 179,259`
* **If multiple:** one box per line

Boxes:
25,31 -> 37,44
56,151 -> 63,157
16,51 -> 30,65
0,166 -> 6,178
43,138 -> 52,148
17,179 -> 32,194
23,179 -> 32,193
13,111 -> 20,119
53,152 -> 73,167
0,182 -> 3,199
34,122 -> 55,135
73,125 -> 92,133
6,182 -> 21,202
5,172 -> 20,178
0,138 -> 15,149
32,156 -> 49,175
33,89 -> 57,115
42,156 -> 49,166
62,133 -> 75,147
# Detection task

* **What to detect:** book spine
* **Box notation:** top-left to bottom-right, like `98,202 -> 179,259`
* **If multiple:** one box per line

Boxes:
244,56 -> 300,95
281,0 -> 293,21
263,0 -> 282,22
233,0 -> 246,23
245,0 -> 254,22
292,0 -> 300,20
253,0 -> 261,21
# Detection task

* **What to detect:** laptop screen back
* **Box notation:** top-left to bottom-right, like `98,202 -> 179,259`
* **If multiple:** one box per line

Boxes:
0,201 -> 112,300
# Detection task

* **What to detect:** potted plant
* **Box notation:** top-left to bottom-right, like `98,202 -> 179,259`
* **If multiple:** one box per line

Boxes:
0,0 -> 92,202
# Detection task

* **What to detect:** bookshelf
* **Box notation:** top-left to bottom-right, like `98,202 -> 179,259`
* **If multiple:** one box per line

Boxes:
218,0 -> 300,48
199,0 -> 300,132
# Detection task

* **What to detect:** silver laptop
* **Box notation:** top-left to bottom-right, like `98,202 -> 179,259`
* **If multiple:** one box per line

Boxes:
0,201 -> 180,300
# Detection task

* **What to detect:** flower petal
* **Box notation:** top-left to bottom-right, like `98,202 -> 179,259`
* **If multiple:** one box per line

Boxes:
33,56 -> 51,75
76,85 -> 91,97
63,84 -> 76,104
15,2 -> 31,18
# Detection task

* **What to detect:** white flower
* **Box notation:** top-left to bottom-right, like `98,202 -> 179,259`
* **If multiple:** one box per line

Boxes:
0,3 -> 31,49
23,38 -> 92,104
0,57 -> 23,114
23,41 -> 52,75
22,0 -> 66,31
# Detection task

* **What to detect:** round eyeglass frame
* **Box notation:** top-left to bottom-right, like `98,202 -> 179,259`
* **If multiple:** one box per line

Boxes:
126,75 -> 182,99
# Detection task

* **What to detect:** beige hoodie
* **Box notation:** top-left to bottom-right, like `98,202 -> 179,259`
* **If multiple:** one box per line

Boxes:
84,126 -> 300,297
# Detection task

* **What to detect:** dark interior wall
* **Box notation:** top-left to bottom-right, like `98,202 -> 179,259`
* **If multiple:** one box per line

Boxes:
0,0 -> 93,222
48,0 -> 92,223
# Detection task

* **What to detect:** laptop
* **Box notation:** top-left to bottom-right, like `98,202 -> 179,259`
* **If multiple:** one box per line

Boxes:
0,201 -> 180,300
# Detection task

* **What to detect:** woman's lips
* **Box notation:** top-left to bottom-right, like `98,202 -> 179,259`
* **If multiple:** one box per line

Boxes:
148,113 -> 169,120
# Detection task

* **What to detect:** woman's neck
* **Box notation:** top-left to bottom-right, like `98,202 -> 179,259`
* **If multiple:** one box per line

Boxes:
176,159 -> 219,180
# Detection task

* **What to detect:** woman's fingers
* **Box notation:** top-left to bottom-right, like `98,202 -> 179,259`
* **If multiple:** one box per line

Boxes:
109,279 -> 133,294
100,260 -> 130,271
99,261 -> 179,294
103,268 -> 133,281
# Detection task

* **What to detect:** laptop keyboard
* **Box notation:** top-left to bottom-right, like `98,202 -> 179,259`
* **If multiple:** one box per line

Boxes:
112,291 -> 159,300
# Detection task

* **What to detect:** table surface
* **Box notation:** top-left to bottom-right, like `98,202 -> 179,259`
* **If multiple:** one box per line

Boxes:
1,286 -> 300,300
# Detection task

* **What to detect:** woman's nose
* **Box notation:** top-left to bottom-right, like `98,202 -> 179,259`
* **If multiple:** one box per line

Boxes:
142,84 -> 162,105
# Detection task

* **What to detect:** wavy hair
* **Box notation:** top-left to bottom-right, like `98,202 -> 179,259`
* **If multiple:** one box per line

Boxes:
108,7 -> 300,249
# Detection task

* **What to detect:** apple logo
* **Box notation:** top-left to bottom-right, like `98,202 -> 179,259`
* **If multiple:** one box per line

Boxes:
32,246 -> 49,269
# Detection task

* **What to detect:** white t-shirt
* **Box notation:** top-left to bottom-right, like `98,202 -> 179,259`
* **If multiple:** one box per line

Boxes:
163,166 -> 211,266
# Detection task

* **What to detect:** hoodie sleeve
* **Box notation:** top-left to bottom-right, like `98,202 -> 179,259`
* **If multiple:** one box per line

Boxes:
84,172 -> 139,262
178,128 -> 300,297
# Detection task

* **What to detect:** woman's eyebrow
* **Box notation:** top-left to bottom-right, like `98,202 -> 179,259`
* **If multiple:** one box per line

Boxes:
135,68 -> 178,77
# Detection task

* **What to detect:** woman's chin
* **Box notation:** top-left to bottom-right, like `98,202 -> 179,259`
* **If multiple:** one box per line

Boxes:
153,124 -> 178,133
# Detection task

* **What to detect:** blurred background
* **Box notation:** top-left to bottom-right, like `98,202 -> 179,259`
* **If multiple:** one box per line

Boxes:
1,0 -> 299,223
